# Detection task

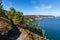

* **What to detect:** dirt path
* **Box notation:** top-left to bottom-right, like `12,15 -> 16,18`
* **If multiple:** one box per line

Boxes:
17,32 -> 27,40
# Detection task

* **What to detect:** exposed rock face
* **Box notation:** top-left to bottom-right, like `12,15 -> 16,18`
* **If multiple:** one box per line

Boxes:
0,17 -> 12,35
0,17 -> 20,40
17,27 -> 47,40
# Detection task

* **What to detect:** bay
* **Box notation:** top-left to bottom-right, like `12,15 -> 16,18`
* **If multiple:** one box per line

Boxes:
36,17 -> 60,40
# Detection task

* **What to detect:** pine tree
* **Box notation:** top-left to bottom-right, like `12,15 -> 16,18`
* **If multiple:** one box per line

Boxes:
0,0 -> 7,18
0,0 -> 2,12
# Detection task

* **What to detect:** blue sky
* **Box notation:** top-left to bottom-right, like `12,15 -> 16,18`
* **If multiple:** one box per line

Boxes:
2,0 -> 60,16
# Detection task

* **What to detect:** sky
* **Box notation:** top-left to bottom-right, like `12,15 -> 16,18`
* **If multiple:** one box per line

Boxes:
2,0 -> 60,16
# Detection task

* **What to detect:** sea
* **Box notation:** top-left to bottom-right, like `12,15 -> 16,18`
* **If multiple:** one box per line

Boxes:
35,17 -> 60,40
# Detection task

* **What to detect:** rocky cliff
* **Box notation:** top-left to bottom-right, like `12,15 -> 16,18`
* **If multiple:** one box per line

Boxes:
17,27 -> 47,40
0,14 -> 47,40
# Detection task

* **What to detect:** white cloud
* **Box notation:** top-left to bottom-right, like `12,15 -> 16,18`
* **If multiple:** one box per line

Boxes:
35,4 -> 52,11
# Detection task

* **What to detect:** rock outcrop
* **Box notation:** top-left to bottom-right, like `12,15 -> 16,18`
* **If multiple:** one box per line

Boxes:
17,27 -> 47,40
0,17 -> 12,35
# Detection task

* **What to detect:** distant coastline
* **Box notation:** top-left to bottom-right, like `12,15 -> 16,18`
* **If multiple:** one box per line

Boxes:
24,15 -> 55,21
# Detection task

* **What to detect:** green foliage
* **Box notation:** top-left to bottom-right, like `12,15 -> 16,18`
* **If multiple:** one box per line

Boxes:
10,7 -> 16,14
5,7 -> 16,19
5,7 -> 23,25
25,19 -> 45,37
9,7 -> 16,19
33,23 -> 45,37
41,29 -> 45,37
0,0 -> 2,12
26,20 -> 33,28
5,11 -> 11,19
29,20 -> 32,28
0,5 -> 2,12
34,23 -> 40,30
13,12 -> 23,25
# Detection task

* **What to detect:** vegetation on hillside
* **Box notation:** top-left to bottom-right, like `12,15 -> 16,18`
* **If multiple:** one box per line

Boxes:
0,0 -> 45,38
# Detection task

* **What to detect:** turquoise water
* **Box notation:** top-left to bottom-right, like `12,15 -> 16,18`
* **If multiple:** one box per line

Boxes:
37,17 -> 60,40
